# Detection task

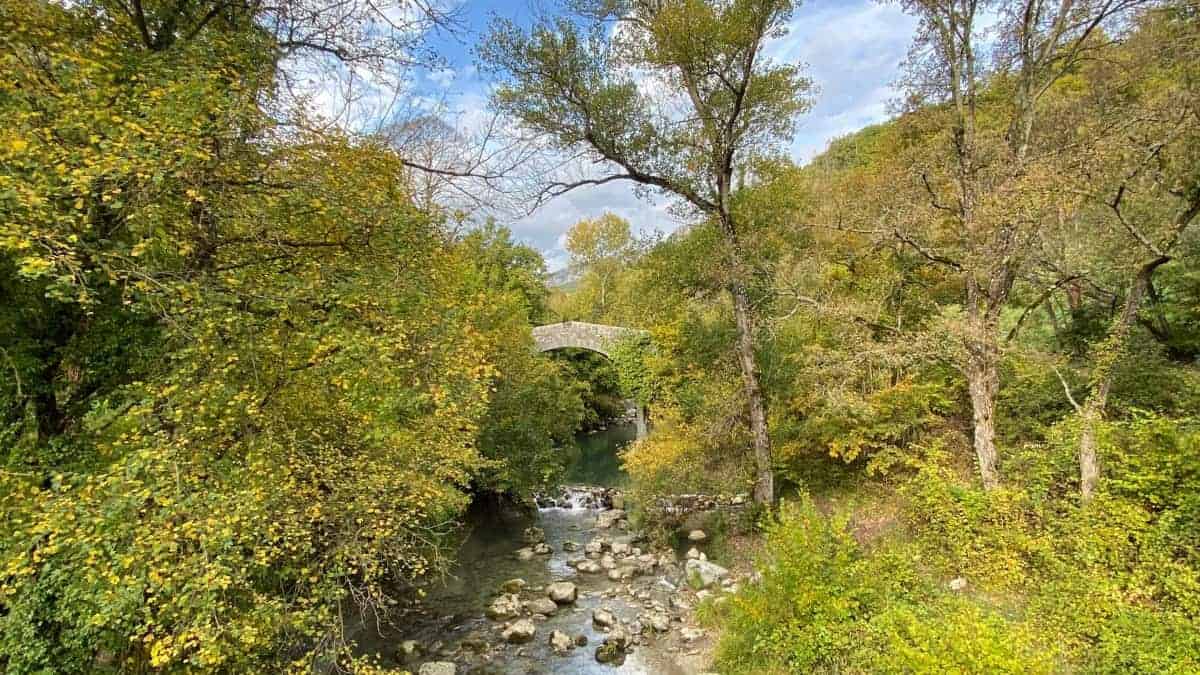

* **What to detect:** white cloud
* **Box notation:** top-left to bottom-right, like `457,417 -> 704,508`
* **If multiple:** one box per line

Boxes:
772,0 -> 918,161
427,67 -> 458,88
404,0 -> 921,270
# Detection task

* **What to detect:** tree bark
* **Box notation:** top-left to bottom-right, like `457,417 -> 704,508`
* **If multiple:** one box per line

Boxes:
730,281 -> 773,504
965,281 -> 1001,490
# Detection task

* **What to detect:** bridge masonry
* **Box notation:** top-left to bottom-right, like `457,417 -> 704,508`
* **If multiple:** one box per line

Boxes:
532,321 -> 650,439
531,321 -> 647,358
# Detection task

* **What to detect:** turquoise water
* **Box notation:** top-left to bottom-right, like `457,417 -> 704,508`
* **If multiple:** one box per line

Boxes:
562,423 -> 637,486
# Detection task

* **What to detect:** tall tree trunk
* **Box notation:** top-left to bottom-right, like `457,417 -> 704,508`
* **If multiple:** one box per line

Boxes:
730,281 -> 773,504
965,282 -> 1001,490
1078,256 -> 1169,500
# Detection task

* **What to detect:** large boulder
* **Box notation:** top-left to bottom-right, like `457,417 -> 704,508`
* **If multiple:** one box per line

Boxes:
502,619 -> 537,643
596,509 -> 626,529
486,594 -> 522,620
418,663 -> 456,675
607,566 -> 635,581
685,559 -> 729,589
610,540 -> 632,556
524,597 -> 559,616
395,640 -> 422,664
548,629 -> 574,654
584,539 -> 606,555
523,526 -> 545,544
546,581 -> 578,604
594,625 -> 632,664
575,559 -> 602,574
640,609 -> 671,633
592,607 -> 617,630
459,632 -> 489,653
500,578 -> 526,594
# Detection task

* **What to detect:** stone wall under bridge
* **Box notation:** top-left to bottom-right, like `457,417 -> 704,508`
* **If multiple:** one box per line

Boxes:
531,321 -> 649,439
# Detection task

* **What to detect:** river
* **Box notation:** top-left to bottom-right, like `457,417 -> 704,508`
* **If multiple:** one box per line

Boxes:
345,422 -> 707,674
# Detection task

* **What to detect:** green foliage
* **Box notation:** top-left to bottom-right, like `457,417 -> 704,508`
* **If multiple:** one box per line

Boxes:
711,497 -> 1058,674
0,2 -> 579,672
609,334 -> 657,408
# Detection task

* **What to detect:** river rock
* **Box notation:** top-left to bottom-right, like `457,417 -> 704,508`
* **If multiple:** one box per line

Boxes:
418,663 -> 456,675
610,540 -> 632,556
596,509 -> 625,529
593,607 -> 617,629
595,641 -> 624,665
608,566 -> 636,581
575,634 -> 589,646
546,581 -> 578,604
514,547 -> 535,561
685,547 -> 703,560
635,554 -> 658,575
575,559 -> 602,574
502,619 -> 536,643
681,627 -> 705,642
595,624 -> 632,664
525,597 -> 559,616
523,526 -> 545,544
459,631 -> 489,653
500,578 -> 526,594
685,559 -> 729,589
687,529 -> 707,542
640,609 -> 671,633
549,629 -> 574,654
562,540 -> 580,552
533,542 -> 553,555
486,594 -> 522,620
395,640 -> 422,664
584,538 -> 607,555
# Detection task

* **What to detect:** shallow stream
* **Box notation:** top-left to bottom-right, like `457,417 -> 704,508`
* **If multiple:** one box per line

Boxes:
345,423 -> 703,674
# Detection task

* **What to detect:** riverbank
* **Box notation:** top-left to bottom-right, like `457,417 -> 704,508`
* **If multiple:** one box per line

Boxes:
342,422 -> 761,674
347,484 -> 757,674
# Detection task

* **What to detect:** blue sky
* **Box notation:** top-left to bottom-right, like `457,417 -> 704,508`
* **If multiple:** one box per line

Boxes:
410,0 -> 919,270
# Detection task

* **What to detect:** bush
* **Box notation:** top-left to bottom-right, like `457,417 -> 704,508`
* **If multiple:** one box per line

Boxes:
712,496 -> 1060,673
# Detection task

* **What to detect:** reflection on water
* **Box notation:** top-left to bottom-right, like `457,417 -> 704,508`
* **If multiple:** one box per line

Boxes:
563,423 -> 637,487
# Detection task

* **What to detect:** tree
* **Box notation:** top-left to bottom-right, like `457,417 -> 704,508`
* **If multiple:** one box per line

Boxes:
1055,2 -> 1200,499
565,212 -> 634,318
888,0 -> 1143,489
480,0 -> 813,504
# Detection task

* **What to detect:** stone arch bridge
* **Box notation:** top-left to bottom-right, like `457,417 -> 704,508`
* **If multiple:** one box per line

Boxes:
532,321 -> 650,438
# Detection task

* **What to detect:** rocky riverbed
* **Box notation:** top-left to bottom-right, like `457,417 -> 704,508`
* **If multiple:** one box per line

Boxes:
345,482 -> 750,674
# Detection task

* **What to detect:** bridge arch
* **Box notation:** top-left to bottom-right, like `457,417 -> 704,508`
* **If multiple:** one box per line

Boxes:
532,321 -> 650,438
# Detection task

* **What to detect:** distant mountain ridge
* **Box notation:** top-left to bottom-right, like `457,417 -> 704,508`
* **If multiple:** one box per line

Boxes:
547,267 -> 579,290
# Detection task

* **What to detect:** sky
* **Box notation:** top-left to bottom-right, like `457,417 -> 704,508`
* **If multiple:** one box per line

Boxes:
409,0 -> 920,270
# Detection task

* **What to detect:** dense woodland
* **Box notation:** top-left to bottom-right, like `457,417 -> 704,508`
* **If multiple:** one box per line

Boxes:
2,0 -> 1199,673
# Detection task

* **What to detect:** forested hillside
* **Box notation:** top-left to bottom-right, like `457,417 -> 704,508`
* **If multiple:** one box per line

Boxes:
2,0 -> 1198,673
544,2 -> 1200,671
